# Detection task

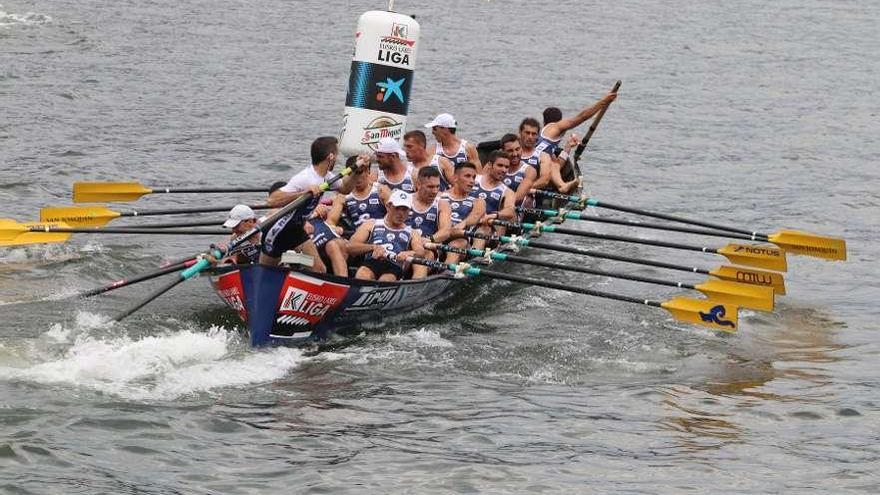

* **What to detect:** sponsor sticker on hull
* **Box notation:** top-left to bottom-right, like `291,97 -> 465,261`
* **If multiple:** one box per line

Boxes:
213,272 -> 248,322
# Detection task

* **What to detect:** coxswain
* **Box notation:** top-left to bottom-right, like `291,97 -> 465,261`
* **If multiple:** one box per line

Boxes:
536,90 -> 617,193
424,113 -> 481,173
349,190 -> 424,281
220,204 -> 261,264
260,136 -> 365,268
327,156 -> 390,230
403,130 -> 454,191
407,166 -> 452,279
440,161 -> 486,264
375,137 -> 416,193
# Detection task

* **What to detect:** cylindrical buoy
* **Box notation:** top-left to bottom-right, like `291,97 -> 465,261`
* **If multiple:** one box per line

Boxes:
339,10 -> 420,156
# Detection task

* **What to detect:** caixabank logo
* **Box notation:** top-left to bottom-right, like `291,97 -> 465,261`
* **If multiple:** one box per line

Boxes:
346,61 -> 413,115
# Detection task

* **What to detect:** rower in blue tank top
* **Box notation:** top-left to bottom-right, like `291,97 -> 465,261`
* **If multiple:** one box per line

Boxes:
377,163 -> 416,193
535,124 -> 562,159
375,137 -> 416,193
442,190 -> 476,225
350,190 -> 424,281
343,183 -> 387,228
472,174 -> 509,214
425,112 -> 481,172
408,196 -> 440,238
428,154 -> 451,191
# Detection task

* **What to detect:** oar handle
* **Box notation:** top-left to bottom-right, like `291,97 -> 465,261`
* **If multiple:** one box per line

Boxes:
573,80 -> 621,163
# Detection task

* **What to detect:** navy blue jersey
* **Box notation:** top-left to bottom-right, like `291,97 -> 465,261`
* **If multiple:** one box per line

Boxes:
344,184 -> 386,228
377,164 -> 416,193
442,191 -> 476,225
435,139 -> 469,167
521,149 -> 541,174
535,125 -> 562,158
407,197 -> 440,237
472,175 -> 508,214
502,163 -> 529,192
365,220 -> 414,263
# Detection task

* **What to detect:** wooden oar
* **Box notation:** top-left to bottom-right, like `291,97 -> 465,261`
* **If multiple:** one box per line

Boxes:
0,219 -> 232,247
465,231 -> 786,295
531,189 -> 847,261
573,80 -> 621,164
408,256 -> 739,332
523,207 -> 801,244
427,242 -> 774,311
73,181 -> 269,203
40,204 -> 270,228
113,162 -> 363,322
492,219 -> 788,272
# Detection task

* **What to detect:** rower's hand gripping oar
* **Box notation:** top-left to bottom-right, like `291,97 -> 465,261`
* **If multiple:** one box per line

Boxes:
73,181 -> 270,203
531,189 -> 846,261
427,242 -> 774,311
407,256 -> 740,332
493,219 -> 788,272
112,163 -> 363,322
463,230 -> 786,295
573,80 -> 622,166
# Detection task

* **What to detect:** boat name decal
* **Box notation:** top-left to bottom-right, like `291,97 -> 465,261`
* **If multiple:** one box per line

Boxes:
349,286 -> 399,310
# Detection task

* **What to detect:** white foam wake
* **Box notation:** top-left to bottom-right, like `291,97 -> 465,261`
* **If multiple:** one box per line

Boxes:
0,313 -> 306,401
0,5 -> 51,28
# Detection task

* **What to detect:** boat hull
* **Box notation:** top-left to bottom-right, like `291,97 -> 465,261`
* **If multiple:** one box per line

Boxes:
209,265 -> 457,347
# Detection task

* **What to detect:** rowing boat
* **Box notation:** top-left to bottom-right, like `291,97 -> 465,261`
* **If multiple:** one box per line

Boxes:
207,215 -> 558,347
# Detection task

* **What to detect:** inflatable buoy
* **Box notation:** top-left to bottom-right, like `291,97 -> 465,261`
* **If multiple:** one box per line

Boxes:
339,10 -> 420,156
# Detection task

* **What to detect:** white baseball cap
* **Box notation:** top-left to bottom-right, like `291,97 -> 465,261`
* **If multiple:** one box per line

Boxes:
223,204 -> 256,228
376,137 -> 403,154
389,189 -> 412,209
424,113 -> 457,128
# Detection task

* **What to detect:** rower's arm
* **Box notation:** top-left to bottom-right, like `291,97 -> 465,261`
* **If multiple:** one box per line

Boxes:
267,187 -> 318,208
432,201 -> 453,243
462,198 -> 486,228
345,221 -> 377,256
516,167 -> 538,204
438,156 -> 455,186
465,142 -> 482,174
378,184 -> 392,204
336,165 -> 367,195
498,190 -> 516,221
551,91 -> 618,135
531,153 -> 553,190
326,194 -> 345,226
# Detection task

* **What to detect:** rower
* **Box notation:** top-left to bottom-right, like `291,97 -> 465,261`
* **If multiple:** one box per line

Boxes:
221,204 -> 260,264
327,156 -> 390,230
499,134 -> 530,199
260,136 -> 365,268
403,129 -> 454,191
303,216 -> 348,277
375,137 -> 416,193
440,161 -> 486,264
407,166 -> 452,279
472,150 -> 516,250
424,113 -> 481,173
535,90 -> 617,193
349,190 -> 425,281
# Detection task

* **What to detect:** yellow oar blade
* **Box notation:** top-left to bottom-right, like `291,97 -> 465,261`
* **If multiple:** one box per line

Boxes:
768,230 -> 847,261
40,205 -> 122,228
0,219 -> 71,247
661,297 -> 739,332
717,243 -> 787,272
694,279 -> 774,312
709,265 -> 786,295
73,182 -> 153,203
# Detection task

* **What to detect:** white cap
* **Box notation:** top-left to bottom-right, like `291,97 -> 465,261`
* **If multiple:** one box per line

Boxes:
424,113 -> 457,128
376,137 -> 403,155
223,204 -> 256,228
389,189 -> 412,209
